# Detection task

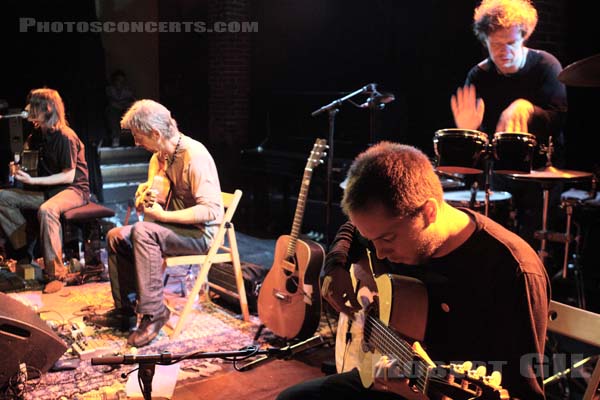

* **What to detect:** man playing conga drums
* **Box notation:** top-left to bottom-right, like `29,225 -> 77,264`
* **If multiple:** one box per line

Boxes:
450,0 -> 567,247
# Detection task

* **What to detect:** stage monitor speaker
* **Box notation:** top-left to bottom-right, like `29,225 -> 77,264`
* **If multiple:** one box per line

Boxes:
0,293 -> 67,386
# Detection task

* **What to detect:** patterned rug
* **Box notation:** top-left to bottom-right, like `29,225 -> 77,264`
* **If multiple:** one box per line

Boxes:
7,272 -> 263,400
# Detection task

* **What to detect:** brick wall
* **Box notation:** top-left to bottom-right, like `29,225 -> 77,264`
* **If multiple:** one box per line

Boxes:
207,0 -> 251,149
530,0 -> 569,63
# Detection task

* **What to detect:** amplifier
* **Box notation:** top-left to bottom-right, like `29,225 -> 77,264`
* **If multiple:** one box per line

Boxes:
207,262 -> 268,313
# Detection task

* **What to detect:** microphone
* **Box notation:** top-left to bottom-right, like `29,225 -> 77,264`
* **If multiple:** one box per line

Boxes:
0,110 -> 29,119
240,145 -> 264,155
359,91 -> 395,109
240,137 -> 268,155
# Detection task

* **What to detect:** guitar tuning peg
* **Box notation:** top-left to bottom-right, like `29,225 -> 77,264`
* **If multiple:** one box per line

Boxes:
489,370 -> 502,387
461,361 -> 473,372
475,365 -> 487,378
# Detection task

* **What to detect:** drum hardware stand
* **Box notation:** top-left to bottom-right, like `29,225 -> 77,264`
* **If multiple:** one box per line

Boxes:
537,198 -> 587,309
469,181 -> 479,210
535,137 -> 556,262
534,183 -> 553,262
539,136 -> 554,167
484,157 -> 493,217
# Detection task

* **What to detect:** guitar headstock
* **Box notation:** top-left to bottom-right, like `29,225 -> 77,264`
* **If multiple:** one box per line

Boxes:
431,361 -> 510,400
306,138 -> 328,170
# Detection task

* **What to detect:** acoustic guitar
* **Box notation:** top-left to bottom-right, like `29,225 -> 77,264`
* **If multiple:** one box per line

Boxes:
9,150 -> 39,179
257,138 -> 328,340
140,170 -> 171,222
336,269 -> 511,400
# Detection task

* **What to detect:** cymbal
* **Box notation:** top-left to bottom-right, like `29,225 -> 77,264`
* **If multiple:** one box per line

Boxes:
507,166 -> 593,182
558,53 -> 600,87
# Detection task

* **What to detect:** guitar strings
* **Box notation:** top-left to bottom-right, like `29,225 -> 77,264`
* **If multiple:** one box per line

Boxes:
365,335 -> 427,390
365,315 -> 493,396
367,317 -> 494,396
365,315 -> 428,390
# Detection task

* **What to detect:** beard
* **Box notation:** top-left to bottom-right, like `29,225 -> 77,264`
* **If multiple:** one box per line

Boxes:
413,228 -> 444,264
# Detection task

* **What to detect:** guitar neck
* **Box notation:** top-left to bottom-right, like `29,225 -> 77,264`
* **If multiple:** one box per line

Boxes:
285,165 -> 314,259
283,138 -> 327,259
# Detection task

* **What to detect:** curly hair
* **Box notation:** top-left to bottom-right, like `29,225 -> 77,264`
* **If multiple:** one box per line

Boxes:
341,141 -> 443,218
120,99 -> 178,139
473,0 -> 538,42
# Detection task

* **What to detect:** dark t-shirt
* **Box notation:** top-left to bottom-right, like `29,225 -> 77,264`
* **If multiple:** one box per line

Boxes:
466,49 -> 567,152
326,209 -> 550,399
27,126 -> 90,199
464,49 -> 568,239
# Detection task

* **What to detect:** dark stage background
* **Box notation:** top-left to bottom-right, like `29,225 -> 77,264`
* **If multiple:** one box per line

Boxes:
1,0 -> 599,241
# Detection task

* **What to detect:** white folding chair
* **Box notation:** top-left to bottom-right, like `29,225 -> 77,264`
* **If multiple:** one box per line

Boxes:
546,300 -> 600,399
165,189 -> 250,338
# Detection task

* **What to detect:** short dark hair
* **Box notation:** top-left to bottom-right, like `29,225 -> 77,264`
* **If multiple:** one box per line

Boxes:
341,141 -> 443,217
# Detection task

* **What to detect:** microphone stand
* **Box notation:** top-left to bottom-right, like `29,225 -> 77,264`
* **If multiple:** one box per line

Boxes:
91,346 -> 290,400
311,83 -> 375,245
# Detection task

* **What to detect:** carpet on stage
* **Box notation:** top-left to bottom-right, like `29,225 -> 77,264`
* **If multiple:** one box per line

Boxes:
6,268 -> 264,400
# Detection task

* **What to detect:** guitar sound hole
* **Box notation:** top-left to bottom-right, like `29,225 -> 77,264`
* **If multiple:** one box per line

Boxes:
285,275 -> 299,294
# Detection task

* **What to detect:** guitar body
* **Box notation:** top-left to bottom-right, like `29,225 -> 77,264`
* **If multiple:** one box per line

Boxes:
20,150 -> 39,177
257,234 -> 325,340
142,171 -> 171,223
336,274 -> 429,392
336,274 -> 511,400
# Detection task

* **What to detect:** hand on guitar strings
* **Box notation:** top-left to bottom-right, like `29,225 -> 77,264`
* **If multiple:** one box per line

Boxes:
135,182 -> 159,211
14,169 -> 34,185
142,201 -> 164,220
134,182 -> 151,211
321,267 -> 361,317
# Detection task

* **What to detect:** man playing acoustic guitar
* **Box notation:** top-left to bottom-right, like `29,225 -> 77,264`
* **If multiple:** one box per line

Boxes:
87,99 -> 223,347
0,88 -> 90,293
277,142 -> 549,399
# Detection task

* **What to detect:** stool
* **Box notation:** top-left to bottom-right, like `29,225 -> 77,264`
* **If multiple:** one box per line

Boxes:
62,202 -> 115,263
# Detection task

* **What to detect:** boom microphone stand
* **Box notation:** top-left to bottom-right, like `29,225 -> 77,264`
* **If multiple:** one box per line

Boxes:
311,83 -> 380,245
91,346 -> 290,400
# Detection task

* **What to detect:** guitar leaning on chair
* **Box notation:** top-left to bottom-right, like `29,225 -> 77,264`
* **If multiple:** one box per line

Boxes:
257,138 -> 328,340
336,266 -> 511,400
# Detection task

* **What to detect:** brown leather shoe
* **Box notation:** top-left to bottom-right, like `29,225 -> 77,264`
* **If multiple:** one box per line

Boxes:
127,307 -> 170,347
85,308 -> 136,331
43,279 -> 64,294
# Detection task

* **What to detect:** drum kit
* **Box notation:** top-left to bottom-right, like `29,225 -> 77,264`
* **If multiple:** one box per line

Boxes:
433,53 -> 600,309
